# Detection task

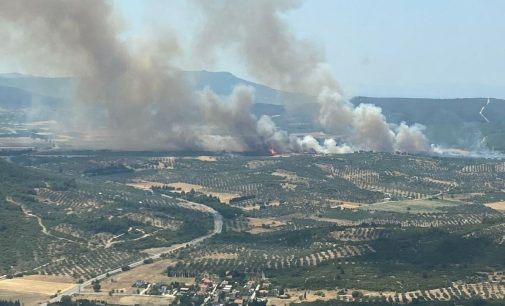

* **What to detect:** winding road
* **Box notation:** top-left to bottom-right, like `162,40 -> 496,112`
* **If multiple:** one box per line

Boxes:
45,198 -> 223,305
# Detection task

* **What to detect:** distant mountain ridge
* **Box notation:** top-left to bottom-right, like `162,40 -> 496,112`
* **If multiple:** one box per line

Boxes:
1,71 -> 504,150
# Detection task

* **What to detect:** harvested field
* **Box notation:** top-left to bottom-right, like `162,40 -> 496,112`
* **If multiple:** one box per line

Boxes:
245,217 -> 286,234
92,258 -> 177,294
128,180 -> 238,204
167,182 -> 238,203
126,180 -> 169,190
361,199 -> 466,213
192,156 -> 218,162
485,201 -> 505,212
329,200 -> 363,209
0,290 -> 48,306
75,293 -> 174,306
0,275 -> 74,294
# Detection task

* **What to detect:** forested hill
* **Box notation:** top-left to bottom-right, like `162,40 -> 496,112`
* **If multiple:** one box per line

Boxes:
351,96 -> 505,126
1,72 -> 505,150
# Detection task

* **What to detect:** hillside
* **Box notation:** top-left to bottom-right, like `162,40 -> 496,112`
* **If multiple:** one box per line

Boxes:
1,71 -> 504,150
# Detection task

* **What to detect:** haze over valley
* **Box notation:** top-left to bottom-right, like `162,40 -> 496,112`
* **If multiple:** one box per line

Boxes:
1,1 -> 505,306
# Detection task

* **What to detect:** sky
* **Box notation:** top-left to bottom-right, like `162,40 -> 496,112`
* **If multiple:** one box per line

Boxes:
4,0 -> 505,98
285,0 -> 505,98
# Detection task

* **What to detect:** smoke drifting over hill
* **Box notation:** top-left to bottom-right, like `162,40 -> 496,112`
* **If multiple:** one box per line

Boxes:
0,0 -> 430,154
195,0 -> 431,153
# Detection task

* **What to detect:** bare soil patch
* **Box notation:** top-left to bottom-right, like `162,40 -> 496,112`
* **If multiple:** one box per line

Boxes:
191,156 -> 218,162
485,201 -> 505,212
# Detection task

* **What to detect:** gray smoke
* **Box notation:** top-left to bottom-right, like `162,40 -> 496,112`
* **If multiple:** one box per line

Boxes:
395,123 -> 430,153
0,0 -> 289,152
0,0 -> 429,154
199,85 -> 352,154
0,0 -> 201,150
195,0 -> 431,153
194,0 -> 338,96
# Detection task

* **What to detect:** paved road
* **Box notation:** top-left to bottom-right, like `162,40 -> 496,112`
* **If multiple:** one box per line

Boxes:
45,200 -> 223,305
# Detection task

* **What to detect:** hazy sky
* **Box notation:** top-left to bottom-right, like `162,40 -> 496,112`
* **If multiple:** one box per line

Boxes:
114,0 -> 505,98
4,0 -> 505,98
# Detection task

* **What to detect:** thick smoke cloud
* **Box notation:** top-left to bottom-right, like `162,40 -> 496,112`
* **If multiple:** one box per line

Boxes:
0,0 -> 274,152
395,123 -> 431,153
195,0 -> 431,153
0,0 -> 430,154
0,0 -> 200,150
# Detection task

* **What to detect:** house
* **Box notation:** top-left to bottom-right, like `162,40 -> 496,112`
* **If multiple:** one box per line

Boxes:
223,285 -> 233,292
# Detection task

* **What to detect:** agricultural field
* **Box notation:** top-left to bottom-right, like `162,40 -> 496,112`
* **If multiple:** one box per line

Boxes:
0,275 -> 74,305
0,156 -> 214,282
2,151 -> 505,305
358,199 -> 466,214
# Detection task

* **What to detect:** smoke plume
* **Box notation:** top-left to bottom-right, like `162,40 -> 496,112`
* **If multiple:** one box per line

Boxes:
195,0 -> 432,153
0,0 -> 431,154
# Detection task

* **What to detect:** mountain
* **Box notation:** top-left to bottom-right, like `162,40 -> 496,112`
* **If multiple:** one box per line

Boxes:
1,71 -> 504,150
351,96 -> 503,125
183,70 -> 313,107
350,97 -> 505,150
0,74 -> 74,99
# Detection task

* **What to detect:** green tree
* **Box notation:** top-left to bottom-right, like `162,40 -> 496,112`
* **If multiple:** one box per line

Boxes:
93,281 -> 101,292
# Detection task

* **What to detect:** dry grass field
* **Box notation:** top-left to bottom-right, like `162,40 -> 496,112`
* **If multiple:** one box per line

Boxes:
125,180 -> 163,190
76,259 -> 188,306
0,275 -> 75,306
128,180 -> 239,203
267,288 -> 395,305
360,199 -> 465,213
485,201 -> 505,212
89,258 -> 179,294
190,156 -> 218,162
246,217 -> 287,234
329,200 -> 364,209
74,292 -> 174,306
0,290 -> 48,306
167,182 -> 238,203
